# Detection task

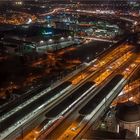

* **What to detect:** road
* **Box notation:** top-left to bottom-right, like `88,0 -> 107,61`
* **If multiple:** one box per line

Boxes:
83,36 -> 117,43
41,48 -> 139,139
0,43 -> 135,140
46,64 -> 138,140
15,44 -> 134,140
39,8 -> 66,16
21,43 -> 136,140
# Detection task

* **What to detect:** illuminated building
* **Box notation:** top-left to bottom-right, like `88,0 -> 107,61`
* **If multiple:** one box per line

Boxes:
116,101 -> 140,138
48,0 -> 140,12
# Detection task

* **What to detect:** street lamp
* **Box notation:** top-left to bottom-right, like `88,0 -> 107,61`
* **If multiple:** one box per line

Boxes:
86,56 -> 90,62
60,37 -> 65,41
48,39 -> 53,44
40,40 -> 44,44
68,36 -> 72,40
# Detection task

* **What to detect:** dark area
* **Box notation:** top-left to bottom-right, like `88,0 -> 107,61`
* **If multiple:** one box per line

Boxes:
0,81 -> 71,132
79,74 -> 124,115
45,81 -> 94,118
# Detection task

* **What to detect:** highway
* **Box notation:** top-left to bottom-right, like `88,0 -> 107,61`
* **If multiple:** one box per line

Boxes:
22,44 -> 137,140
0,81 -> 73,139
112,79 -> 140,106
39,8 -> 138,26
14,45 -> 134,140
1,42 -> 127,117
38,74 -> 124,140
39,8 -> 66,16
0,43 -> 135,140
69,75 -> 126,140
40,49 -> 139,139
83,36 -> 117,43
77,59 -> 140,139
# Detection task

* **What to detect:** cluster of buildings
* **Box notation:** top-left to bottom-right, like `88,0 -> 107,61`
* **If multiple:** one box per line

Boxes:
84,101 -> 140,139
0,24 -> 81,55
47,0 -> 140,12
1,0 -> 140,12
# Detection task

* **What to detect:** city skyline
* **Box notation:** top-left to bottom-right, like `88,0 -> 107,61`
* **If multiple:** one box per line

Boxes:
0,1 -> 140,140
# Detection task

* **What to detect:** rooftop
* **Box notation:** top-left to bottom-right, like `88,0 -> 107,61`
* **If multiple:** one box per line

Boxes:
116,101 -> 140,122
